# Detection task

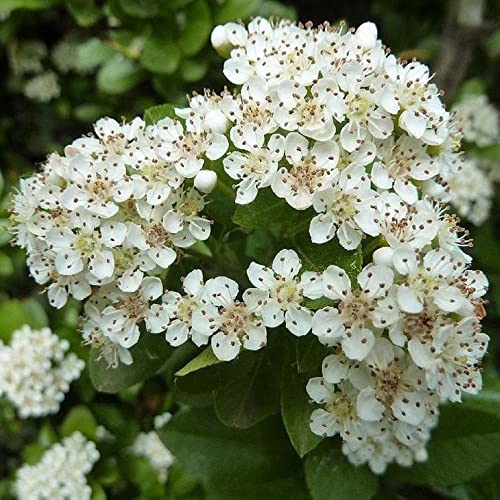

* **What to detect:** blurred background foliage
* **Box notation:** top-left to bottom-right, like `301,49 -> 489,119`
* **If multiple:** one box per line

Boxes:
0,0 -> 499,498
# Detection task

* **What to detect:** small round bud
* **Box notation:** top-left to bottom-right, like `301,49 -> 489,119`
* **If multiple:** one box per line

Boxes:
211,25 -> 232,58
194,170 -> 218,194
373,246 -> 394,267
414,447 -> 428,463
204,110 -> 229,134
356,22 -> 378,50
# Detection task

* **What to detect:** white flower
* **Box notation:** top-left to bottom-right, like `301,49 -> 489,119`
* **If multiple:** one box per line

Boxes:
245,249 -> 322,336
224,126 -> 284,204
372,136 -> 439,204
0,326 -> 83,418
193,276 -> 267,361
351,339 -> 437,426
271,132 -> 339,210
162,269 -> 209,347
100,277 -> 165,348
393,246 -> 468,314
155,116 -> 228,178
274,79 -> 344,141
309,164 -> 379,249
408,317 -> 489,402
314,263 -> 395,360
15,432 -> 99,500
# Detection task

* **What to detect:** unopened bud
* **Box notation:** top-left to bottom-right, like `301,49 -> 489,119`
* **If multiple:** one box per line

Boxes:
194,170 -> 218,194
211,25 -> 232,58
204,110 -> 229,134
356,22 -> 378,50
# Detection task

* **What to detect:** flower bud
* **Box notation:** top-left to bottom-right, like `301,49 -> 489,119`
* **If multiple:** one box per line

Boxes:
211,25 -> 232,58
356,22 -> 378,50
204,109 -> 229,134
194,170 -> 218,194
373,246 -> 394,267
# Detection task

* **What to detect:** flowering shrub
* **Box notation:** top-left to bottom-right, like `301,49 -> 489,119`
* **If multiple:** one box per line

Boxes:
7,15 -> 494,491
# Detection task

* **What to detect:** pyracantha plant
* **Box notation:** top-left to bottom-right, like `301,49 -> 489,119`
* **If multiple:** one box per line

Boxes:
10,18 -> 490,475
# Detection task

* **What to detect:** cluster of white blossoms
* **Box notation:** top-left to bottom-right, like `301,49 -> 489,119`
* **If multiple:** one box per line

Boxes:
132,431 -> 175,483
0,325 -> 83,418
445,93 -> 499,224
15,432 -> 99,500
11,18 -> 491,472
452,93 -> 499,148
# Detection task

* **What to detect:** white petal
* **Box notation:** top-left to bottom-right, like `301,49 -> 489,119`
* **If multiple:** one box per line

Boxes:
322,265 -> 351,300
165,320 -> 190,346
285,305 -> 312,336
272,249 -> 301,279
356,386 -> 384,421
322,354 -> 349,384
397,285 -> 423,314
306,377 -> 333,404
342,327 -> 375,361
247,262 -> 276,289
211,332 -> 240,361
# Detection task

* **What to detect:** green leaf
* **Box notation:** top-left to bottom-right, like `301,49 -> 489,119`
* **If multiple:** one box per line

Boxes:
281,364 -> 322,457
215,0 -> 261,24
77,38 -> 114,71
141,33 -> 181,74
144,103 -> 176,125
0,298 -> 48,342
61,405 -> 98,440
179,0 -> 211,56
65,0 -> 101,27
233,188 -> 310,235
462,377 -> 500,416
0,219 -> 12,246
89,333 -> 172,393
213,338 -> 282,429
294,230 -> 363,279
0,253 -> 14,277
296,336 -> 330,374
159,407 -> 307,497
389,405 -> 500,487
97,54 -> 142,94
176,347 -> 222,376
180,58 -> 208,82
305,442 -> 378,500
256,0 -> 297,19
118,0 -> 159,18
1,0 -> 60,9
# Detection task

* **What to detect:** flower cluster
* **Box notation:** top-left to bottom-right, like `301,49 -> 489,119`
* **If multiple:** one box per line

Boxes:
0,325 -> 83,418
11,18 -> 491,473
132,431 -> 175,483
15,432 -> 99,500
445,93 -> 499,224
453,93 -> 499,148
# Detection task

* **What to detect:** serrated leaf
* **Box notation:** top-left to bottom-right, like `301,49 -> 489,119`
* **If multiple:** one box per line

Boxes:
281,364 -> 322,457
179,0 -> 211,56
144,103 -> 176,125
296,336 -> 330,374
141,33 -> 181,74
97,54 -> 142,94
213,339 -> 282,429
89,333 -> 172,393
305,442 -> 378,500
176,347 -> 221,377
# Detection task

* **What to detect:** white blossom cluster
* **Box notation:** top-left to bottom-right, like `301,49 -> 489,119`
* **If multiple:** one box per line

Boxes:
453,93 -> 499,148
10,113 -> 226,366
132,431 -> 175,483
445,93 -> 499,224
11,18 -> 491,472
15,432 -> 99,500
0,325 -> 83,418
